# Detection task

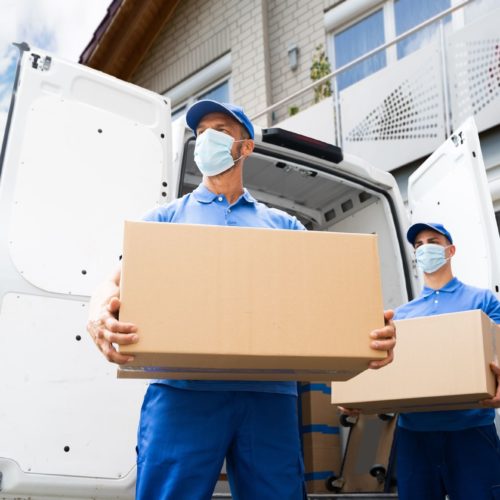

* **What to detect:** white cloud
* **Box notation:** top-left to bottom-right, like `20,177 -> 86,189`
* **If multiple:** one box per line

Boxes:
0,0 -> 110,144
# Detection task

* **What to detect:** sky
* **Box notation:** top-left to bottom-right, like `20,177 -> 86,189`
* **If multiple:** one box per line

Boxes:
0,0 -> 111,145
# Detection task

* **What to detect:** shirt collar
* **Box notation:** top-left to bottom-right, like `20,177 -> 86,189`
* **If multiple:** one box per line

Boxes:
192,183 -> 257,205
192,183 -> 217,203
421,277 -> 462,297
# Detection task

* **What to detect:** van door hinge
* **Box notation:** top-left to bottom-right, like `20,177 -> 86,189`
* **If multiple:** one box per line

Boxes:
30,53 -> 52,71
451,131 -> 463,147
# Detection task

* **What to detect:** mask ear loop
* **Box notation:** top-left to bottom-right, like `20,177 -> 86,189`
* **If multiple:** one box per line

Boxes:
232,139 -> 248,165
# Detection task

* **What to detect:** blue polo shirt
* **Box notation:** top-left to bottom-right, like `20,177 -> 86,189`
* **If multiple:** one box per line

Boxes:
141,183 -> 306,395
394,277 -> 500,431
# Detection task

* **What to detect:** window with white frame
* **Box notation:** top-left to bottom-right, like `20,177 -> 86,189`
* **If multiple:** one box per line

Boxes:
394,0 -> 451,60
333,8 -> 387,91
164,54 -> 232,121
170,78 -> 231,121
327,0 -> 455,92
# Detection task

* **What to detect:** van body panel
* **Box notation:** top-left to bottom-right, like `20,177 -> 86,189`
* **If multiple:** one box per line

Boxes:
408,117 -> 500,297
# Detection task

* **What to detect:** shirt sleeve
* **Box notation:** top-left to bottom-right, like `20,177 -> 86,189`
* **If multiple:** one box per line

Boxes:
484,290 -> 500,324
141,208 -> 163,222
141,203 -> 175,223
292,216 -> 307,231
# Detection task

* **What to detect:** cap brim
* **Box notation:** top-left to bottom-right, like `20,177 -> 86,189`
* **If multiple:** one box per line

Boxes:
186,100 -> 244,135
406,223 -> 450,245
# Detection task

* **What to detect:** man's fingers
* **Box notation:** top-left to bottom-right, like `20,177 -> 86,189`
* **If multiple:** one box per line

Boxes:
480,364 -> 500,407
479,397 -> 500,408
370,324 -> 395,340
98,328 -> 139,345
338,406 -> 361,417
98,340 -> 135,365
383,309 -> 395,324
368,314 -> 396,369
107,297 -> 121,314
490,362 -> 500,376
369,350 -> 393,369
370,338 -> 396,351
104,317 -> 137,334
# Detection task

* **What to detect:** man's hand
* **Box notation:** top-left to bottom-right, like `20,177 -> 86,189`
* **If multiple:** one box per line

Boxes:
87,296 -> 139,365
480,363 -> 500,408
338,406 -> 361,418
368,309 -> 396,369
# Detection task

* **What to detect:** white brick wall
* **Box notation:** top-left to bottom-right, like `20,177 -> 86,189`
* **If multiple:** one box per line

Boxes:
132,0 -> 269,126
267,0 -> 327,122
131,0 -> 343,126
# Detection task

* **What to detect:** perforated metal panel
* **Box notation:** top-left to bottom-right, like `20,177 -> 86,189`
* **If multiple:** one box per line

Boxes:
448,8 -> 500,133
340,43 -> 446,171
345,75 -> 441,143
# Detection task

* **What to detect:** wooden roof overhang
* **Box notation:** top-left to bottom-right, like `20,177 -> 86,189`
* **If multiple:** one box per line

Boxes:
80,0 -> 181,80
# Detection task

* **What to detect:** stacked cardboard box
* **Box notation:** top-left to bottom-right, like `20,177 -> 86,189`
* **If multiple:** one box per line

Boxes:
300,382 -> 342,493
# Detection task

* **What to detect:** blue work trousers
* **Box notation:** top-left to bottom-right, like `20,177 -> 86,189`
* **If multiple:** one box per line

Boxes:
136,383 -> 306,500
396,424 -> 500,499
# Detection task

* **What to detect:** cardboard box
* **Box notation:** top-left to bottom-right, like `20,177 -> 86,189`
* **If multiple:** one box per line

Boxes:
332,310 -> 500,413
302,430 -> 342,493
300,382 -> 342,493
300,382 -> 339,424
118,221 -> 385,380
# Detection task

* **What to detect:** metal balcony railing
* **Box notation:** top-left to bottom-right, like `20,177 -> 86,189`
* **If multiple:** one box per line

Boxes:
252,0 -> 500,172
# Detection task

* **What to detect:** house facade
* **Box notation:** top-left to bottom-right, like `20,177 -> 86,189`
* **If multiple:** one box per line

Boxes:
81,0 -> 500,227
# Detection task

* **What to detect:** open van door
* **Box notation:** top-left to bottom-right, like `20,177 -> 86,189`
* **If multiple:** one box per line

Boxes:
0,44 -> 176,497
407,117 -> 500,297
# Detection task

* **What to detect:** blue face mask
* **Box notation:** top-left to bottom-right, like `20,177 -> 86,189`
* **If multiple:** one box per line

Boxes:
194,128 -> 245,177
415,243 -> 450,274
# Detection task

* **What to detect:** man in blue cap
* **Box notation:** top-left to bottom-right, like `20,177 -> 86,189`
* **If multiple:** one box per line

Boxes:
86,99 -> 396,499
394,222 -> 500,499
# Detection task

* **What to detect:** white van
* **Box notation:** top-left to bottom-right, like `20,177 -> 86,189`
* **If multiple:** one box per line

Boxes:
0,44 -> 498,499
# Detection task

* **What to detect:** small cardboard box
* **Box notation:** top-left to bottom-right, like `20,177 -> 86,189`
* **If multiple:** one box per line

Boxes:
118,221 -> 385,380
331,310 -> 500,413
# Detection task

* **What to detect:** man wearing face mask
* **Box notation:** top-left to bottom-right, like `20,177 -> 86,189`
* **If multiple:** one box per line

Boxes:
393,222 -> 500,500
87,99 -> 396,500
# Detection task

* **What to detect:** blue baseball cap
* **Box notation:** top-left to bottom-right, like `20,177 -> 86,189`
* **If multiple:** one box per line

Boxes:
186,99 -> 255,139
406,222 -> 453,245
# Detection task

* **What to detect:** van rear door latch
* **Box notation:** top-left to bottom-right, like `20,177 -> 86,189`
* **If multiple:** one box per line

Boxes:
30,52 -> 52,71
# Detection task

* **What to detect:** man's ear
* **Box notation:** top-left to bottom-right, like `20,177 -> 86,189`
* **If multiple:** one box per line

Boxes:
242,139 -> 254,157
448,244 -> 456,257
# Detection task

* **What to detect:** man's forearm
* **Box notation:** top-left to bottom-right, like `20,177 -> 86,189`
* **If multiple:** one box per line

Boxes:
88,267 -> 121,320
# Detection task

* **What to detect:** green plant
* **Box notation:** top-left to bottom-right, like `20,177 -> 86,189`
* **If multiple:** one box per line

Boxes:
310,44 -> 332,103
288,105 -> 299,116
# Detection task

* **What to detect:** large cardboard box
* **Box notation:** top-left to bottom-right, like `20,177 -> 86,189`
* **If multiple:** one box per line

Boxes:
118,221 -> 385,380
332,310 -> 500,413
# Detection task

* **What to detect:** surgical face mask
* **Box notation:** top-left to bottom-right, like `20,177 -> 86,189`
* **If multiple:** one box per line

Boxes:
194,128 -> 245,177
415,243 -> 451,274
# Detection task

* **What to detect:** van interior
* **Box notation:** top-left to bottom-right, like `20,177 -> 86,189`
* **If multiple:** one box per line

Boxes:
179,134 -> 413,311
